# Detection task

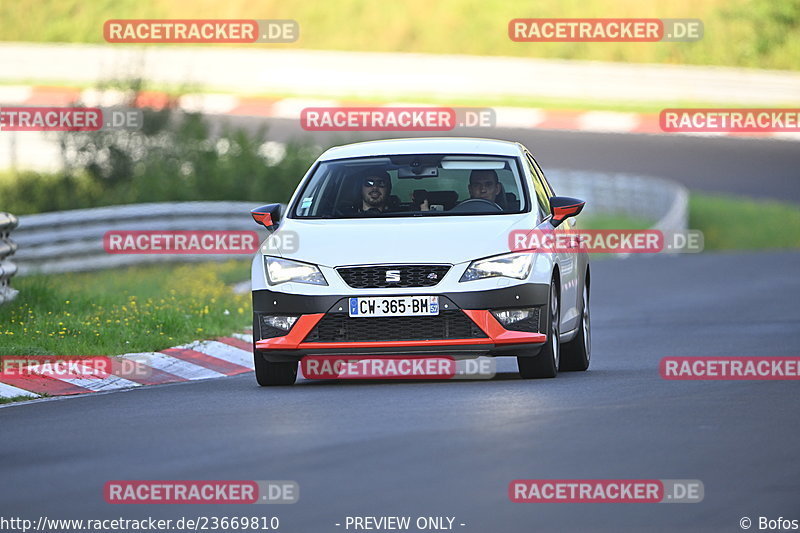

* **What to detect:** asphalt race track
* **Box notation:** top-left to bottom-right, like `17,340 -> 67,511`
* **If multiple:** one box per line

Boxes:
2,248 -> 799,532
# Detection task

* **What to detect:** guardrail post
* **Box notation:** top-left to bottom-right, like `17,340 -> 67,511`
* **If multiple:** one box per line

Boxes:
0,212 -> 20,305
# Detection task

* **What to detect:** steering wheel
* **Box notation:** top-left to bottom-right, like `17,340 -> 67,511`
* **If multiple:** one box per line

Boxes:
448,198 -> 503,213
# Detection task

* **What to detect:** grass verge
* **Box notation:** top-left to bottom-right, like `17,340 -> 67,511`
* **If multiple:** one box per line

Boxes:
0,261 -> 251,356
690,193 -> 800,250
582,195 -> 800,250
580,214 -> 654,230
0,394 -> 41,405
1,0 -> 798,70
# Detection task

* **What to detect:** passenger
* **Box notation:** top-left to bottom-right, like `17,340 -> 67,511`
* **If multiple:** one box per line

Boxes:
345,171 -> 394,215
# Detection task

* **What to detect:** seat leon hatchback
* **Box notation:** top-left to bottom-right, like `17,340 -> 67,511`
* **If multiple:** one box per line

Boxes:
249,137 -> 591,385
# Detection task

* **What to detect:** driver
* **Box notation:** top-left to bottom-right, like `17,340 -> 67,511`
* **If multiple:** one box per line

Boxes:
417,169 -> 503,211
467,169 -> 502,202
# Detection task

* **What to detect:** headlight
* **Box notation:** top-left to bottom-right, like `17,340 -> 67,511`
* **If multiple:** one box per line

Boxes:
265,256 -> 327,286
460,252 -> 533,282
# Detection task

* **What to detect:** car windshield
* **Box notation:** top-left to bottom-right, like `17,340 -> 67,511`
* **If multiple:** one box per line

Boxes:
291,154 -> 528,219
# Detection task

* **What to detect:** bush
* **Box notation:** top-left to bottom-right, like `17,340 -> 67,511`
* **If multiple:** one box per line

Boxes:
0,81 -> 323,214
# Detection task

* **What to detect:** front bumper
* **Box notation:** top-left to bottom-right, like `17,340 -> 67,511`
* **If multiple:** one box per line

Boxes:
253,285 -> 549,361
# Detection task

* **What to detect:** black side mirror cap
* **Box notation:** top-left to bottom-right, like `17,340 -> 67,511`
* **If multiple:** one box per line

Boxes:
251,203 -> 284,229
549,196 -> 585,227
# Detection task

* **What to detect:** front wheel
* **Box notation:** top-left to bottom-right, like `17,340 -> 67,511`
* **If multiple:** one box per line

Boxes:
517,280 -> 559,379
254,351 -> 298,386
560,278 -> 590,372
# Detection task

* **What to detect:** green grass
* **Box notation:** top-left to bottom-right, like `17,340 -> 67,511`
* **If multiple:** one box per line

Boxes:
0,394 -> 40,404
580,195 -> 800,250
690,193 -> 800,250
0,261 -> 251,356
1,0 -> 799,70
580,214 -> 654,230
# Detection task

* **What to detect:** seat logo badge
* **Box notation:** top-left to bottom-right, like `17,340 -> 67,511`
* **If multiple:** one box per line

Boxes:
427,272 -> 438,280
385,270 -> 401,282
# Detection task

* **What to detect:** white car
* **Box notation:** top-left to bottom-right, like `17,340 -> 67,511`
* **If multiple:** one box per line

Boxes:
249,137 -> 591,385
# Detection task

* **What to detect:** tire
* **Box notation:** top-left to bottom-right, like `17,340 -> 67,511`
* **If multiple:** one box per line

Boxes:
252,314 -> 297,386
254,351 -> 298,386
560,278 -> 591,372
517,279 -> 559,379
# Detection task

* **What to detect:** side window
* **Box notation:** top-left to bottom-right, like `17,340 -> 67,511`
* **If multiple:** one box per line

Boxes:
295,175 -> 325,217
525,153 -> 551,217
532,157 -> 556,198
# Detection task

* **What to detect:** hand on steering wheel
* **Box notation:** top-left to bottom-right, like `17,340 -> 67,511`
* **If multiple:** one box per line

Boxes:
449,198 -> 503,213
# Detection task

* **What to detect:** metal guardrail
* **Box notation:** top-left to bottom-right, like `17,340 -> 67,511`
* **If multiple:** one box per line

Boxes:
13,202 -> 270,275
549,169 -> 689,232
12,173 -> 689,275
0,212 -> 19,303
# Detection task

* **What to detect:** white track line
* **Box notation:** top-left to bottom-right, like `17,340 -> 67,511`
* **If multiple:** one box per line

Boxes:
184,340 -> 254,369
0,85 -> 33,104
494,107 -> 546,129
120,351 -> 226,381
231,333 -> 254,343
269,98 -> 339,119
58,375 -> 142,392
577,111 -> 640,133
0,382 -> 39,399
178,93 -> 239,114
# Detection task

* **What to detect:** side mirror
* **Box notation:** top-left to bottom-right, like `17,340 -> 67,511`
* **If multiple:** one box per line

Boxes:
251,203 -> 284,229
549,196 -> 585,228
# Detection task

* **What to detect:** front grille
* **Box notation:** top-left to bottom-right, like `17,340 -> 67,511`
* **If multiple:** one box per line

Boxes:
305,310 -> 487,342
337,264 -> 451,289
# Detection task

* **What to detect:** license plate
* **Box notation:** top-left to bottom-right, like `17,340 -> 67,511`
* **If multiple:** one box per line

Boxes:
348,296 -> 439,317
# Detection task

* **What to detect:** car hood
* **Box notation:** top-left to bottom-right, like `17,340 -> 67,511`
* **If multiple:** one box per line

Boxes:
265,215 -> 534,267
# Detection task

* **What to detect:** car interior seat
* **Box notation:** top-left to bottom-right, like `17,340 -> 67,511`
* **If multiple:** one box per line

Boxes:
426,190 -> 459,210
494,183 -> 508,210
504,192 -> 520,211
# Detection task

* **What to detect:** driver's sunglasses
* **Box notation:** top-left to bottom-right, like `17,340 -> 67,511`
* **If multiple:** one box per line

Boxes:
363,179 -> 388,188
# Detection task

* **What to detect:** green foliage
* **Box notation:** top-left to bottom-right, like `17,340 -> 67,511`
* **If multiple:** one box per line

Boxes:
0,171 -> 104,214
0,82 -> 322,214
1,0 -> 799,70
0,261 -> 252,355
